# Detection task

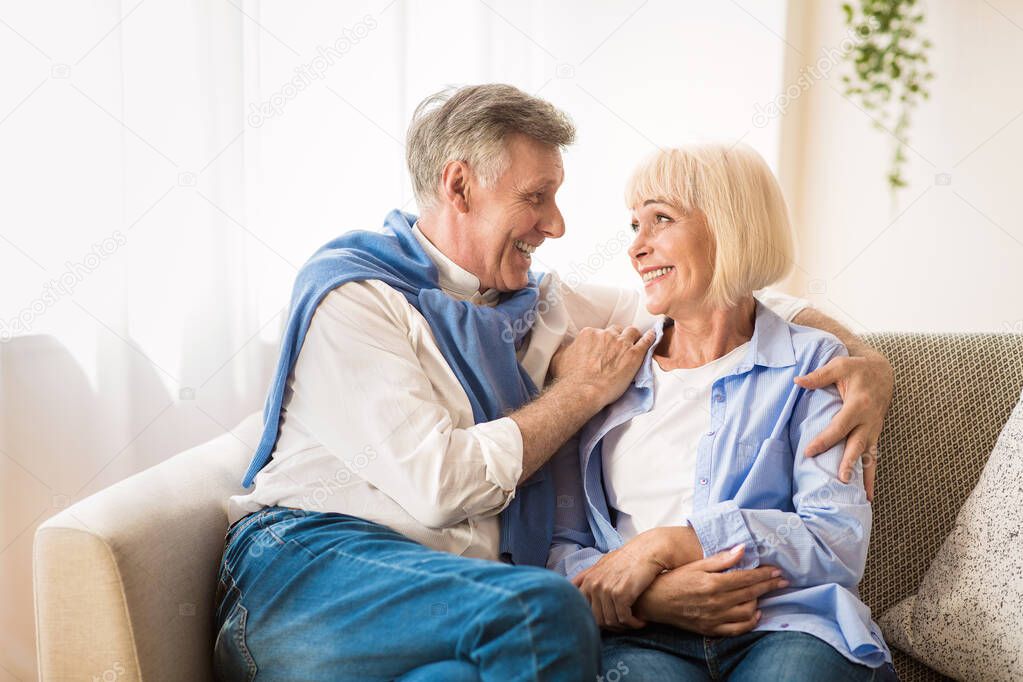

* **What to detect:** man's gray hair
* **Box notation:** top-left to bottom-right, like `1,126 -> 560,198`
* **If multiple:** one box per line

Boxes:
406,83 -> 576,211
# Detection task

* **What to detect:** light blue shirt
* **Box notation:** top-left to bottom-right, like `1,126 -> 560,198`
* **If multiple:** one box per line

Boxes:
548,300 -> 892,668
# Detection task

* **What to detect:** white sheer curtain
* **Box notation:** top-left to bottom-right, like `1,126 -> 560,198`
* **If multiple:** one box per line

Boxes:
0,2 -> 271,677
0,0 -> 785,676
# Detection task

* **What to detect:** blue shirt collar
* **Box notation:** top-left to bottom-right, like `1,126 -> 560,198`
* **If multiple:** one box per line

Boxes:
634,298 -> 796,389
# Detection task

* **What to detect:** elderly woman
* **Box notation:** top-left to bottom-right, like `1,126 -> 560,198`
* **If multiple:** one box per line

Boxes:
548,144 -> 898,681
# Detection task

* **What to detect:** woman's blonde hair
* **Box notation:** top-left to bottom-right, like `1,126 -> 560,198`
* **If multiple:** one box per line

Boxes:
625,143 -> 795,309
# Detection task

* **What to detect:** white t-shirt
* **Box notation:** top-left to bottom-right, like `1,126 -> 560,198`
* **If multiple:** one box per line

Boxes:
602,340 -> 750,541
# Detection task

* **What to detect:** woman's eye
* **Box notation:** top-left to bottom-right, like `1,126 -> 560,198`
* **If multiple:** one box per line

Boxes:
655,214 -> 671,223
630,222 -> 639,233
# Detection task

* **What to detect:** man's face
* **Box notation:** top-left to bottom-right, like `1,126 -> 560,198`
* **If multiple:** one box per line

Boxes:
464,133 -> 566,292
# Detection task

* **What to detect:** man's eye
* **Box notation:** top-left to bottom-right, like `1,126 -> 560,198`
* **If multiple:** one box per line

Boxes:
531,193 -> 544,204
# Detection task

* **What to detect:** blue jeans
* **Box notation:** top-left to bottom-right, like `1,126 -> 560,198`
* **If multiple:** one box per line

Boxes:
213,506 -> 599,681
600,623 -> 899,681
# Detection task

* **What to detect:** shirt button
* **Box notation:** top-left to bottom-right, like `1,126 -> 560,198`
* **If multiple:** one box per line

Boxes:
714,394 -> 724,402
706,430 -> 715,436
699,478 -> 709,486
781,623 -> 789,628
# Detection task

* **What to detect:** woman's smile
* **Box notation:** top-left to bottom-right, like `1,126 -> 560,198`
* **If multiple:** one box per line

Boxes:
640,265 -> 675,288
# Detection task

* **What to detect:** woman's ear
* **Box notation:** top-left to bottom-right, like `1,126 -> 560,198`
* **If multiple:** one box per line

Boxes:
440,160 -> 471,214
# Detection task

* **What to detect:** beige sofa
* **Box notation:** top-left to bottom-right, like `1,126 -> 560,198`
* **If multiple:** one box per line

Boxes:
33,333 -> 1023,681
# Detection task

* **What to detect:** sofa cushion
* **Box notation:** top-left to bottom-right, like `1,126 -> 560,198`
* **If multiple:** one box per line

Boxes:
879,389 -> 1023,680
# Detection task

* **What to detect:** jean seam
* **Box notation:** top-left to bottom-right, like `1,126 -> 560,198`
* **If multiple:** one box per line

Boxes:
214,582 -> 257,682
227,511 -> 266,544
219,546 -> 241,587
264,522 -> 289,546
222,521 -> 263,585
282,532 -> 542,679
232,600 -> 257,682
261,508 -> 313,546
223,514 -> 268,573
215,571 -> 236,616
222,509 -> 291,588
703,637 -> 719,681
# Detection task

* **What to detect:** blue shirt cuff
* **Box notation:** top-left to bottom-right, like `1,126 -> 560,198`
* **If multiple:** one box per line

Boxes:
686,500 -> 761,570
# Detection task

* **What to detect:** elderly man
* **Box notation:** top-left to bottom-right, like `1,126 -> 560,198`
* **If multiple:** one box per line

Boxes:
214,84 -> 893,681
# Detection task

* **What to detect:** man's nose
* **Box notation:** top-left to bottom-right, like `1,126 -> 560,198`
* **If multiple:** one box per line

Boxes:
540,204 -> 566,239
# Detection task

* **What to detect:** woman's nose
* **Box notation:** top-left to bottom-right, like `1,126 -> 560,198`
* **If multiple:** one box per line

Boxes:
628,231 -> 649,260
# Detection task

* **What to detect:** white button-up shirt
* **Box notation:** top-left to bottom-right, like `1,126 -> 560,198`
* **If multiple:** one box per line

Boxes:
227,226 -> 808,560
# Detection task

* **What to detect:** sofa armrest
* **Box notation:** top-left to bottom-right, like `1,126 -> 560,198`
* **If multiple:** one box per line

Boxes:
34,523 -> 141,679
33,413 -> 260,681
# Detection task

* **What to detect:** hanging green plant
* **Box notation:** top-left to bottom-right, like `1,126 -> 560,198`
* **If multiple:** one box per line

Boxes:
840,0 -> 934,190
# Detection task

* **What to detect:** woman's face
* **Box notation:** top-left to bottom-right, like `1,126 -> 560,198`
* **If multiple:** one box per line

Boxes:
628,201 -> 716,316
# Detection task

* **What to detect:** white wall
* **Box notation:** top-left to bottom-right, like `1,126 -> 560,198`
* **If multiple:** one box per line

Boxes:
778,0 -> 1023,334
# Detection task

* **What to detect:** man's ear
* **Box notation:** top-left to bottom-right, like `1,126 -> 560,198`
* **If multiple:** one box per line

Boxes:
440,160 -> 471,214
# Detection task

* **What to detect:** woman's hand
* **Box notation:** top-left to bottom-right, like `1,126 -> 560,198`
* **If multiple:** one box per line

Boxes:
633,545 -> 789,636
571,526 -> 703,630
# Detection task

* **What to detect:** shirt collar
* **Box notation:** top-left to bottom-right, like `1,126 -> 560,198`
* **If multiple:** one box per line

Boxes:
743,299 -> 797,371
634,298 -> 796,389
411,223 -> 500,305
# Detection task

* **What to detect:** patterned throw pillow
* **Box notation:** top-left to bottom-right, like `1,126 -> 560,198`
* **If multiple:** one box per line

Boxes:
879,390 -> 1023,681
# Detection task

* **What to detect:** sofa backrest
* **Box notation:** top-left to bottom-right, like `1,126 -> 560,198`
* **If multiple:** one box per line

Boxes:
859,333 -> 1023,613
859,332 -> 1023,682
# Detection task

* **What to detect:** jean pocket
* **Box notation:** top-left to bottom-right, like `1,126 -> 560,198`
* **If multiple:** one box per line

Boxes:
213,597 -> 257,682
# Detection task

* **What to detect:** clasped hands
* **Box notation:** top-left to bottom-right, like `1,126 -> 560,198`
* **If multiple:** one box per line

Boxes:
571,526 -> 789,636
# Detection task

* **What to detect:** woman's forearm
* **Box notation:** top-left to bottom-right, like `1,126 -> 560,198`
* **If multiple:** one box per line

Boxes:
687,498 -> 869,589
632,547 -> 787,636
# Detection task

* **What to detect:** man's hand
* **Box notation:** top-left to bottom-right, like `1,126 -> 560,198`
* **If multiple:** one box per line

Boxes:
793,351 -> 893,500
549,325 -> 655,409
512,324 -> 655,482
632,545 -> 789,636
570,527 -> 703,630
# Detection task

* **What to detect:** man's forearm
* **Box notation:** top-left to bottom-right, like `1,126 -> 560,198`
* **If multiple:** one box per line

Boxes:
793,307 -> 879,359
509,380 -> 603,483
